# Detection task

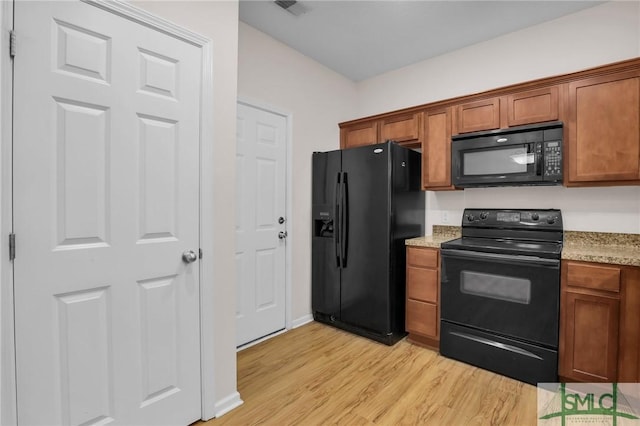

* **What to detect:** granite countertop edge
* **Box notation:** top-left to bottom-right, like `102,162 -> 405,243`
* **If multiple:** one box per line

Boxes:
405,228 -> 640,267
405,225 -> 461,249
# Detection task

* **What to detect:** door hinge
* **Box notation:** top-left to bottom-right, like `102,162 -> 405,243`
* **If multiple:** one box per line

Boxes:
9,30 -> 15,58
9,233 -> 15,261
198,248 -> 202,259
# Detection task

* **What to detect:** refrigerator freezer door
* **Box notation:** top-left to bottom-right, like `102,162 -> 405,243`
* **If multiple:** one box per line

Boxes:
340,144 -> 391,334
312,151 -> 341,319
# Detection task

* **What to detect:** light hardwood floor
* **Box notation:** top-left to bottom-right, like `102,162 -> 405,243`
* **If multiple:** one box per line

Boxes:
200,321 -> 538,425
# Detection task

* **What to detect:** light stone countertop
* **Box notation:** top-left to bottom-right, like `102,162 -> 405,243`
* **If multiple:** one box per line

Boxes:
404,225 -> 460,249
562,231 -> 640,267
405,227 -> 640,268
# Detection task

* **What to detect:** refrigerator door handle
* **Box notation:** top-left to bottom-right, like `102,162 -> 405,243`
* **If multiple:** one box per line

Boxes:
341,173 -> 348,268
335,172 -> 342,268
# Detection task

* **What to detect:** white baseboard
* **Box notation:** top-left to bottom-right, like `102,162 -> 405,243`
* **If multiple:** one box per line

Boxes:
292,314 -> 313,329
213,391 -> 244,418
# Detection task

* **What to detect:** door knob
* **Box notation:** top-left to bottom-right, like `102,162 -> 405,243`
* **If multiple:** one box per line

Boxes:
182,249 -> 198,263
278,231 -> 288,239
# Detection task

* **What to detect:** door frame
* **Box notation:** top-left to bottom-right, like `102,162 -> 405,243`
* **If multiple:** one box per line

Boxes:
0,1 -> 225,422
237,97 -> 293,335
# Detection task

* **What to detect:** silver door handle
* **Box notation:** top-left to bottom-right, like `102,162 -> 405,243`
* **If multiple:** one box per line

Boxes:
278,231 -> 288,239
182,249 -> 198,263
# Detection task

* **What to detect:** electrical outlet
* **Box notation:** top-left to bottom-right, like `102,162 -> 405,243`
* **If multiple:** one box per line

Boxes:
441,211 -> 449,223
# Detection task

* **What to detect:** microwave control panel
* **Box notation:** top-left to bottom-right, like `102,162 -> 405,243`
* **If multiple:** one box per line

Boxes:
543,141 -> 562,179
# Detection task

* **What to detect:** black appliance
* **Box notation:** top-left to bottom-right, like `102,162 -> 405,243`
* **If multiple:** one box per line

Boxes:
312,142 -> 425,345
451,121 -> 563,187
440,208 -> 563,384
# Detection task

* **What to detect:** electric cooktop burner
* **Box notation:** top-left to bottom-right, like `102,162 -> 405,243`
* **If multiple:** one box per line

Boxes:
440,208 -> 563,259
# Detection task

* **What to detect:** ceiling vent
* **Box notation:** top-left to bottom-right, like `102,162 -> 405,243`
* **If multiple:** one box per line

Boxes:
274,0 -> 308,17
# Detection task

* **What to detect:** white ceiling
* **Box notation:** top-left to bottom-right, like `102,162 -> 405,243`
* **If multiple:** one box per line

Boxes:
239,0 -> 604,81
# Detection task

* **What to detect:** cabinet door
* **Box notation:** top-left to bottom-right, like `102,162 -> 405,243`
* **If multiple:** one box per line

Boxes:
560,290 -> 619,382
423,108 -> 455,190
455,98 -> 500,134
379,112 -> 422,147
340,120 -> 378,149
567,72 -> 640,184
507,86 -> 559,127
618,266 -> 640,382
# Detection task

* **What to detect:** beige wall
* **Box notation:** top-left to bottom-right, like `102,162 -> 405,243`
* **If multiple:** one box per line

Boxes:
352,1 -> 640,235
238,1 -> 640,333
355,1 -> 640,117
132,0 -> 240,414
237,22 -> 357,324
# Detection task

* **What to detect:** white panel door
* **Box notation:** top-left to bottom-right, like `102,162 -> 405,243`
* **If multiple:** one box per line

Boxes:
236,103 -> 287,347
13,2 -> 202,425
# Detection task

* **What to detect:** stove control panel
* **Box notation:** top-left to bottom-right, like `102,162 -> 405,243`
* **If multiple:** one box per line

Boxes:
462,209 -> 562,230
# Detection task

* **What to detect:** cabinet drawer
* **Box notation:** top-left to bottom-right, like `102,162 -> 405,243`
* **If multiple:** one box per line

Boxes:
406,299 -> 438,337
566,262 -> 621,293
407,267 -> 438,303
407,247 -> 438,269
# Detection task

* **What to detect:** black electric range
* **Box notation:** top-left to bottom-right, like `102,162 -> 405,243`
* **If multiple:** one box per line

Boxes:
439,208 -> 563,385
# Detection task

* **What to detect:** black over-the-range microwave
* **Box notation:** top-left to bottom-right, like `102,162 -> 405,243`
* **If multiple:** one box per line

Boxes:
451,121 -> 563,188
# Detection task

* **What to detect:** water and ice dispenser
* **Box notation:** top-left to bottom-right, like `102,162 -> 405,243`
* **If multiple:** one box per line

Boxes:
313,208 -> 334,238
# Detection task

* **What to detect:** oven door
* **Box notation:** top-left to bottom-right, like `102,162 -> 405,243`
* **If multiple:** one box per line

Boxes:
440,249 -> 560,348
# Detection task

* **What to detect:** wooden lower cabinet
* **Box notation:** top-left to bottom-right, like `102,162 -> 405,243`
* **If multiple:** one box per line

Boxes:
560,290 -> 619,382
559,260 -> 640,382
405,246 -> 440,348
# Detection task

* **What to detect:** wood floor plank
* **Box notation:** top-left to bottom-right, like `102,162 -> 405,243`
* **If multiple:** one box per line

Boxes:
199,322 -> 538,425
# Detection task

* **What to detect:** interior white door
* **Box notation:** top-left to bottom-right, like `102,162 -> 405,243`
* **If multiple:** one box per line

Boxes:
236,102 -> 287,347
13,2 -> 202,424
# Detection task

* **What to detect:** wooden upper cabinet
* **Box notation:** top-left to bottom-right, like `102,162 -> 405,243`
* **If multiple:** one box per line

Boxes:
455,87 -> 559,134
340,120 -> 378,149
339,59 -> 640,188
507,86 -> 559,127
379,111 -> 423,147
423,107 -> 454,190
567,71 -> 640,185
454,97 -> 500,134
340,111 -> 423,149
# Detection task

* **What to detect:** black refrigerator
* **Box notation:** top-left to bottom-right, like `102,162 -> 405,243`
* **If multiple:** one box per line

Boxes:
312,142 -> 425,345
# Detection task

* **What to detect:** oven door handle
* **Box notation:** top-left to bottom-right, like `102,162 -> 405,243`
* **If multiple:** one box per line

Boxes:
440,249 -> 560,267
